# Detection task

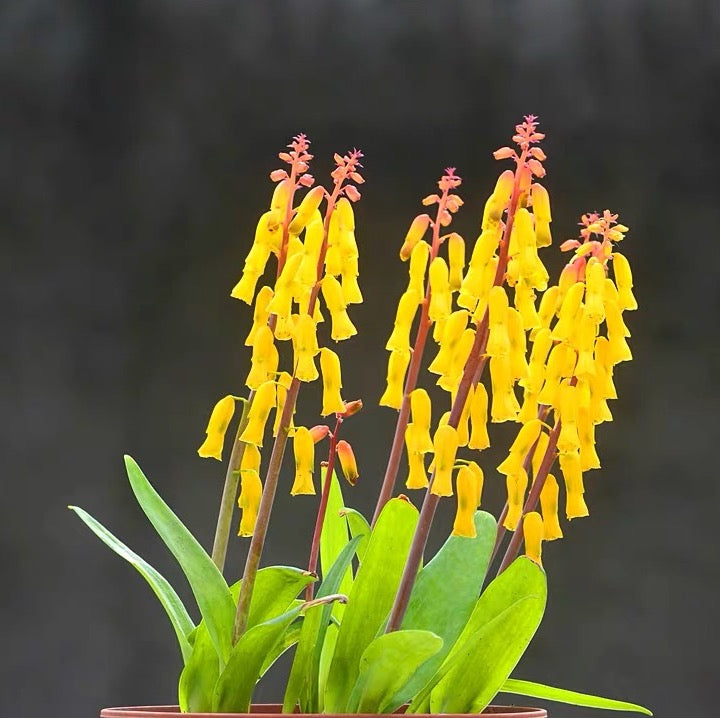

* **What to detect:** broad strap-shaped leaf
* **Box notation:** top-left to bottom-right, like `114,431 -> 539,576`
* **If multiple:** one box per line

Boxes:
348,630 -> 443,714
260,621 -> 303,677
284,536 -> 362,713
324,497 -> 419,713
230,565 -> 316,630
70,505 -> 194,663
124,455 -> 235,663
428,557 -> 547,713
501,678 -> 652,715
341,507 -> 371,562
397,510 -> 496,704
178,621 -> 219,712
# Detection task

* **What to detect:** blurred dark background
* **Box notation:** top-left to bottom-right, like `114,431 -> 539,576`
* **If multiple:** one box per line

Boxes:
2,1 -> 719,716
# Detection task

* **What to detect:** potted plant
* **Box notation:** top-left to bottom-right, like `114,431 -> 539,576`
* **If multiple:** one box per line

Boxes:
71,118 -> 651,717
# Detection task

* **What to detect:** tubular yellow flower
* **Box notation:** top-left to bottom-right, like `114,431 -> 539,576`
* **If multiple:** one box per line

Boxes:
379,348 -> 411,409
274,313 -> 295,342
336,439 -> 359,486
489,355 -> 520,423
518,387 -> 539,424
386,289 -> 421,352
594,336 -> 617,399
405,423 -> 430,489
321,274 -> 358,341
482,169 -> 514,229
448,233 -> 466,291
486,286 -> 510,358
400,214 -> 431,261
288,186 -> 325,234
428,310 -> 468,376
270,179 -> 291,217
497,418 -> 543,476
341,267 -> 363,306
531,183 -> 552,248
409,388 -> 434,452
241,442 -> 262,474
458,226 -> 501,310
503,468 -> 529,531
584,259 -> 606,323
408,240 -> 431,297
551,281 -> 585,343
611,252 -> 638,311
559,450 -> 589,519
291,426 -> 315,495
531,430 -> 550,478
557,381 -> 581,454
507,307 -> 529,381
574,309 -> 598,377
578,406 -> 601,471
319,347 -> 344,415
428,257 -> 452,323
240,380 -> 276,447
535,285 -> 560,335
197,395 -> 236,461
266,249 -> 304,320
238,469 -> 263,537
537,344 -> 576,408
298,211 -> 325,286
468,382 -> 490,450
539,474 -> 563,540
523,327 -> 553,394
245,324 -> 279,389
467,460 -> 485,506
430,424 -> 458,497
514,281 -> 540,329
452,465 -> 478,538
291,313 -> 320,382
523,511 -> 544,564
273,371 -> 295,437
245,285 -> 274,347
439,328 -> 475,393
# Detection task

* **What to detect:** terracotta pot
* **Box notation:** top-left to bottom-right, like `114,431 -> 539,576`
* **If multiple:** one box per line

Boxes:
100,704 -> 547,718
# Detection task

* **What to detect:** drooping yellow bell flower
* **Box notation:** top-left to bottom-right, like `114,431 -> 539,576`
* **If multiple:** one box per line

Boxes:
274,313 -> 296,342
428,257 -> 452,324
507,307 -> 529,381
584,259 -> 606,323
458,226 -> 501,311
319,347 -> 344,416
453,384 -> 473,447
270,179 -> 291,218
522,327 -> 553,394
537,344 -> 576,408
489,355 -> 520,422
245,324 -> 279,390
430,424 -> 458,497
197,395 -> 236,461
518,385 -> 539,424
237,469 -> 263,537
321,274 -> 357,341
379,348 -> 411,409
438,328 -> 475,393
298,211 -> 325,287
336,439 -> 359,486
428,310 -> 468,376
467,460 -> 484,506
409,388 -> 433,452
447,233 -> 466,291
288,186 -> 325,235
408,240 -> 431,297
539,473 -> 563,540
557,381 -> 581,454
244,286 -> 274,346
593,336 -> 617,399
400,214 -> 431,261
230,211 -> 281,303
578,406 -> 600,471
452,465 -> 478,538
531,182 -> 552,248
405,423 -> 430,489
503,468 -> 529,530
551,281 -> 585,343
341,265 -> 363,305
514,281 -> 540,329
531,430 -> 550,478
468,382 -> 490,450
291,426 -> 315,495
523,511 -> 545,564
497,418 -> 543,476
559,449 -> 589,519
611,252 -> 638,311
534,285 -> 560,337
481,169 -> 514,229
386,289 -> 421,352
273,372 -> 295,438
240,380 -> 276,447
574,308 -> 598,377
486,286 -> 510,358
266,246 -> 304,320
291,313 -> 320,382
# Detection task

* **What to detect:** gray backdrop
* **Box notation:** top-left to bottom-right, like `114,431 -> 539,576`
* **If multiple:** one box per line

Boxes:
2,1 -> 719,716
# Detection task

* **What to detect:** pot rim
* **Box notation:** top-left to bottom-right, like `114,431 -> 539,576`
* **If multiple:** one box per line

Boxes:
100,705 -> 547,718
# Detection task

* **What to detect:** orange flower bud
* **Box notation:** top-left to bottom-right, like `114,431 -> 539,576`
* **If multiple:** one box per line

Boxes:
309,424 -> 330,443
342,399 -> 363,416
336,439 -> 359,486
197,395 -> 236,461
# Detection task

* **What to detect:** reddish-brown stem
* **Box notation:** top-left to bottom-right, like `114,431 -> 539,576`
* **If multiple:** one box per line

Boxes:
385,155 -> 527,632
496,418 -> 561,575
372,189 -> 453,526
305,416 -> 343,601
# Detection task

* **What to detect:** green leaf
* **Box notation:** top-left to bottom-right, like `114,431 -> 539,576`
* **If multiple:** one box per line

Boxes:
230,565 -> 316,631
324,497 -> 419,713
178,621 -> 219,712
69,506 -> 194,664
124,456 -> 235,663
501,679 -> 653,715
284,535 -> 362,714
348,630 -> 443,714
397,510 -> 496,704
426,557 -> 547,714
260,621 -> 303,677
341,507 -> 371,562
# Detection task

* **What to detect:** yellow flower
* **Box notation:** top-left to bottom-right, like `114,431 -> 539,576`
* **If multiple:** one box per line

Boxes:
245,325 -> 279,390
584,259 -> 606,323
531,430 -> 550,477
534,285 -> 560,337
408,240 -> 431,297
273,372 -> 295,437
386,289 -> 421,352
458,225 -> 501,311
319,347 -> 344,416
438,328 -> 475,393
481,169 -> 514,229
405,423 -> 430,489
559,450 -> 589,519
288,186 -> 325,235
486,286 -> 510,358
428,257 -> 452,323
240,380 -> 276,447
539,474 -> 563,540
409,388 -> 434,452
428,310 -> 469,377
574,309 -> 598,377
522,511 -> 545,564
448,233 -> 466,291
468,382 -> 490,450
507,307 -> 529,381
379,348 -> 411,409
266,247 -> 304,320
503,468 -> 529,530
514,281 -> 540,329
497,418 -> 543,476
198,395 -> 236,461
291,313 -> 320,382
400,214 -> 431,261
557,381 -> 581,454
578,406 -> 600,471
489,355 -> 520,422
611,252 -> 638,311
453,384 -> 473,447
522,327 -> 553,394
238,469 -> 263,537
467,460 -> 484,506
430,424 -> 458,497
531,183 -> 552,248
321,274 -> 358,341
230,211 -> 281,304
537,344 -> 576,408
336,439 -> 359,486
452,465 -> 479,538
291,426 -> 315,495
551,281 -> 585,343
270,179 -> 291,218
